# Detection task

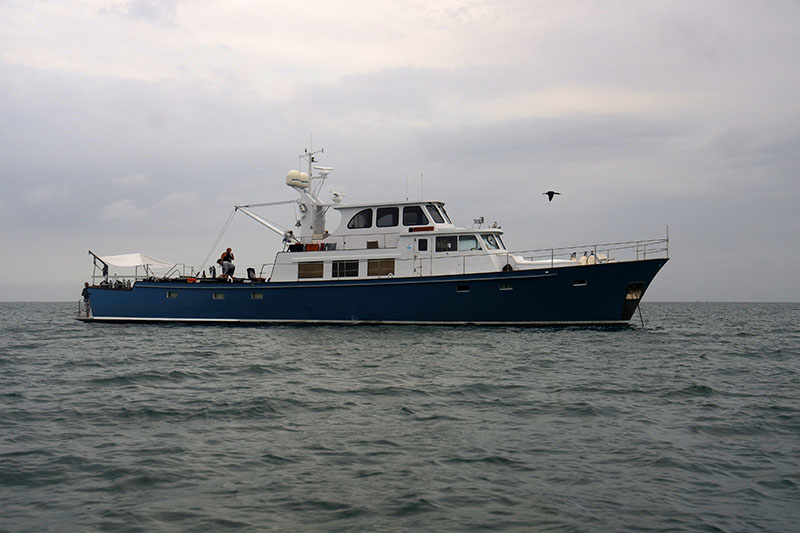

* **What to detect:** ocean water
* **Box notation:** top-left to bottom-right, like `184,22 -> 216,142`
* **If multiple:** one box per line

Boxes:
1,302 -> 799,532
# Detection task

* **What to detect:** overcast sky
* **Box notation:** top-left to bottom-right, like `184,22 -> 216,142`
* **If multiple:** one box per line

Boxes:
1,0 -> 798,302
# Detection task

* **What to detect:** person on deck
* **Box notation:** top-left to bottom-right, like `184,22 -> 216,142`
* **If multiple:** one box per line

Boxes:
220,248 -> 235,280
81,282 -> 91,317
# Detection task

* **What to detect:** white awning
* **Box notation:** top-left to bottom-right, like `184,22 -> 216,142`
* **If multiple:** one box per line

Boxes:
98,253 -> 174,269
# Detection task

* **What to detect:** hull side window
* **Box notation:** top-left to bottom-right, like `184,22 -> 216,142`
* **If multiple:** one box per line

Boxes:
332,260 -> 359,278
367,259 -> 395,276
298,261 -> 324,279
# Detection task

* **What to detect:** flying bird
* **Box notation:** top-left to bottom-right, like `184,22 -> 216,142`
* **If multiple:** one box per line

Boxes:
543,191 -> 561,202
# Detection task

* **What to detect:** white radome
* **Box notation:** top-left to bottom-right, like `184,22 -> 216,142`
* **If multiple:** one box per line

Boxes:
285,170 -> 310,189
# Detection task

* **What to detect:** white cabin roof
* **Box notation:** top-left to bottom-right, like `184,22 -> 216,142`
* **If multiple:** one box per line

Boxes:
333,200 -> 446,211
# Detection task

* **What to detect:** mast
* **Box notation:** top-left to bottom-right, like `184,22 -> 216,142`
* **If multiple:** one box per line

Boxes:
287,147 -> 334,243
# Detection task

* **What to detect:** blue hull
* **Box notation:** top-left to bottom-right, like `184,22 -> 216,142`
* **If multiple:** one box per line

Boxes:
84,259 -> 667,325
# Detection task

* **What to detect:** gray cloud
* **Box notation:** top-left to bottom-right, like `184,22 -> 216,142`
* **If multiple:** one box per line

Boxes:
110,0 -> 179,26
1,1 -> 799,301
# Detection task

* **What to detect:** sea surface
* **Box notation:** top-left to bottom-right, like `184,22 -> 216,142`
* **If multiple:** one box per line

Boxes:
1,302 -> 799,532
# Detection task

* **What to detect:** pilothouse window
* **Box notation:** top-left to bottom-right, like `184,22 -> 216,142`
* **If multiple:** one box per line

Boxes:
376,207 -> 399,227
436,236 -> 457,252
425,204 -> 445,224
458,235 -> 480,251
347,209 -> 372,229
402,206 -> 429,226
481,234 -> 500,250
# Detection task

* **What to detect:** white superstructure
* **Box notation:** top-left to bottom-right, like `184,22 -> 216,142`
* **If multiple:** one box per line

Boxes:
230,148 -> 598,283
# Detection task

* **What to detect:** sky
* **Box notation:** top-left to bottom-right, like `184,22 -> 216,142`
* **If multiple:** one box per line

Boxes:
1,0 -> 799,302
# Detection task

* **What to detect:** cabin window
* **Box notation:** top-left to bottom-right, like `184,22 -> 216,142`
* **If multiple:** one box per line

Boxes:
367,258 -> 395,276
251,292 -> 264,299
456,285 -> 470,293
212,292 -> 225,300
499,282 -> 513,291
482,234 -> 500,250
298,261 -> 324,279
332,260 -> 359,278
418,238 -> 428,251
347,209 -> 373,229
458,235 -> 480,251
166,291 -> 178,299
436,236 -> 457,252
402,206 -> 429,226
376,207 -> 399,227
496,235 -> 507,250
439,206 -> 453,224
425,204 -> 445,224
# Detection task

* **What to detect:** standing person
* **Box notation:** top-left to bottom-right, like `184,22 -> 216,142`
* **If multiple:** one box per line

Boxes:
81,282 -> 91,317
220,248 -> 235,280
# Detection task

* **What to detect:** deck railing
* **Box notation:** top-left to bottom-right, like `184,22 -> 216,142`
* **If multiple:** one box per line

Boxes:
514,237 -> 669,268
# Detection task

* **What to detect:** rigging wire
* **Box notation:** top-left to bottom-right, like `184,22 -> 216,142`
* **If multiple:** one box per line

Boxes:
200,208 -> 237,272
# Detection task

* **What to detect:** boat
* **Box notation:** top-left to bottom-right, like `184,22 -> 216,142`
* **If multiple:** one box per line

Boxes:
76,148 -> 668,325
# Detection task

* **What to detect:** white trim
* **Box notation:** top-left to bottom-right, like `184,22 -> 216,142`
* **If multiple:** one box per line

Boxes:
132,272 -> 557,291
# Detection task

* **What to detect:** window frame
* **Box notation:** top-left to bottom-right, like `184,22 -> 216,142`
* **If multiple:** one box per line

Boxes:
367,258 -> 395,276
347,208 -> 373,229
298,261 -> 324,279
402,206 -> 429,226
481,234 -> 501,250
425,204 -> 445,224
435,236 -> 457,252
458,235 -> 481,251
376,207 -> 399,227
332,260 -> 359,278
439,205 -> 453,224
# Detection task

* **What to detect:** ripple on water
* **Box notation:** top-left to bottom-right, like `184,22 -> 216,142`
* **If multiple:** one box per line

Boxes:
1,302 -> 800,531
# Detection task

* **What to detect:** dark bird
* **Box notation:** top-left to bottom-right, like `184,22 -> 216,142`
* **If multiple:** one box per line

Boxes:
543,190 -> 561,202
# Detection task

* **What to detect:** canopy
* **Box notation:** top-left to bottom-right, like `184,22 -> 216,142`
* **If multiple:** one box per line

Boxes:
98,253 -> 174,269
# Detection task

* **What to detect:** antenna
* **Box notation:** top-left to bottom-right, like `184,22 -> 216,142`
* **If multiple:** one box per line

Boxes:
420,173 -> 424,200
405,173 -> 409,201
